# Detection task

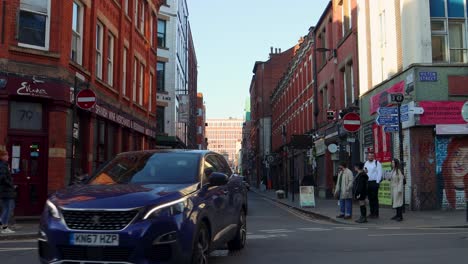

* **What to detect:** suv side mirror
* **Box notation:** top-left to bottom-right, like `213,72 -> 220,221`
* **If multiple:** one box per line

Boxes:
209,172 -> 229,186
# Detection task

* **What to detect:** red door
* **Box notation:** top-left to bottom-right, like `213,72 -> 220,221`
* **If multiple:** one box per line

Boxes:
9,137 -> 47,216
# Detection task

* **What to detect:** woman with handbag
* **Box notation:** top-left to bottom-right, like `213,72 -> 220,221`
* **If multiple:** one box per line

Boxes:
390,158 -> 404,222
353,162 -> 369,223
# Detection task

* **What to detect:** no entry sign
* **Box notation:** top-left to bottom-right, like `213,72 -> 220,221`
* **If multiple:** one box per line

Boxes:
76,89 -> 96,109
343,112 -> 361,133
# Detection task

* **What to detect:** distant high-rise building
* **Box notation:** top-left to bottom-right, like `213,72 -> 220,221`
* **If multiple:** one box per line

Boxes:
206,118 -> 243,168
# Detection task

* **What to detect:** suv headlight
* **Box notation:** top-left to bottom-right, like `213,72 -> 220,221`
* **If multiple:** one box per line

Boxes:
46,200 -> 62,219
143,197 -> 190,220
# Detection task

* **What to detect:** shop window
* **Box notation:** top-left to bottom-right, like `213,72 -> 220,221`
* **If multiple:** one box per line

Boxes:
9,102 -> 43,130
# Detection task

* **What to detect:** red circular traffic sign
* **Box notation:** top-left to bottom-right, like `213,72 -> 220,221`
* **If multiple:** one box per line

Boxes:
76,89 -> 96,109
342,112 -> 361,133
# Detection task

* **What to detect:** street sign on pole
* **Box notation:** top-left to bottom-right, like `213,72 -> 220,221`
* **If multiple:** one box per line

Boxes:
76,89 -> 96,109
342,112 -> 361,132
384,125 -> 399,133
376,115 -> 399,126
377,107 -> 398,116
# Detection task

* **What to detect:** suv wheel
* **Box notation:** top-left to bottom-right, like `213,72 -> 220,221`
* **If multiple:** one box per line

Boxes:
227,209 -> 246,251
191,222 -> 210,264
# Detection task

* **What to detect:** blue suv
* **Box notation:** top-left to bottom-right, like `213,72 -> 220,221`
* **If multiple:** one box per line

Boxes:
38,150 -> 248,264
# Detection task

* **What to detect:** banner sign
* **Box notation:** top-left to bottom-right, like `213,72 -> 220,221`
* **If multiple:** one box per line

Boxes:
419,101 -> 466,125
299,186 -> 315,208
378,180 -> 392,205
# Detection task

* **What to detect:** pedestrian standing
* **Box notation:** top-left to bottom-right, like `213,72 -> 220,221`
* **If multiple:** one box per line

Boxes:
0,150 -> 16,234
334,162 -> 354,219
353,162 -> 369,223
390,158 -> 404,222
364,152 -> 382,218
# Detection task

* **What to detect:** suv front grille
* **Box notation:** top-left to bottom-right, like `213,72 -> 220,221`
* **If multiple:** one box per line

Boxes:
62,210 -> 139,230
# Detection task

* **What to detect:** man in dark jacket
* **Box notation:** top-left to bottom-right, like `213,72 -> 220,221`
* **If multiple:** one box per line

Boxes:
0,150 -> 16,234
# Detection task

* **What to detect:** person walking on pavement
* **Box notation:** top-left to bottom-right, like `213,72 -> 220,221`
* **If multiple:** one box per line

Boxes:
0,150 -> 16,234
334,162 -> 354,219
390,158 -> 404,222
353,162 -> 369,223
364,152 -> 382,218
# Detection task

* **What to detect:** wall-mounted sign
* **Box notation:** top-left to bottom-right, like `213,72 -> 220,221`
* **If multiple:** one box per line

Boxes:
327,143 -> 338,153
3,75 -> 69,101
419,71 -> 438,82
419,101 -> 466,125
370,81 -> 405,114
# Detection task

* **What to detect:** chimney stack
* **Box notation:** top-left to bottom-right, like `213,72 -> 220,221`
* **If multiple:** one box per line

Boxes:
275,48 -> 278,53
279,48 -> 282,53
270,47 -> 273,54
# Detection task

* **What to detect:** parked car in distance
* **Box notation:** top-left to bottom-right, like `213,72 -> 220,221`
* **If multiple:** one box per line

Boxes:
38,150 -> 248,264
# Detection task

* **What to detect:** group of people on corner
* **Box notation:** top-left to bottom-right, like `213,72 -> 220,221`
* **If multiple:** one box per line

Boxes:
334,152 -> 405,223
0,150 -> 16,234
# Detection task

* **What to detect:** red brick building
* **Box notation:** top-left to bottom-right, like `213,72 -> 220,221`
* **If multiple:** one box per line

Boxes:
271,33 -> 315,191
249,47 -> 294,188
314,0 -> 360,198
269,0 -> 360,197
196,92 -> 207,150
0,0 -> 163,215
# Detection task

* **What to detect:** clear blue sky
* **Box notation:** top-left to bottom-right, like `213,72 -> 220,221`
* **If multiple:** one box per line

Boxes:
187,0 -> 331,119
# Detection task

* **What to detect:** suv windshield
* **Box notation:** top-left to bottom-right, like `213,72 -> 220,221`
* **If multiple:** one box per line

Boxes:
88,152 -> 200,185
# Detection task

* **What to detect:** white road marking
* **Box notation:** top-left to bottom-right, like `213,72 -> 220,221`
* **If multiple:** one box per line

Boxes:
298,227 -> 332,231
378,227 -> 403,230
334,227 -> 368,230
259,229 -> 294,233
247,234 -> 288,240
369,232 -> 468,237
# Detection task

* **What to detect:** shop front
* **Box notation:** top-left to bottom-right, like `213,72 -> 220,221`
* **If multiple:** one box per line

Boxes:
0,74 -> 70,216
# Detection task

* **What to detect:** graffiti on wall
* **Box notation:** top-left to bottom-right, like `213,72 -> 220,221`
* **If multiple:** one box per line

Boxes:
436,136 -> 468,209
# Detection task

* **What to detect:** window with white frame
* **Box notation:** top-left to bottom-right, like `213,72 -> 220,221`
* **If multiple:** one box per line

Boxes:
139,63 -> 144,105
341,0 -> 351,35
124,0 -> 129,15
158,19 -> 166,48
430,0 -> 467,63
149,73 -> 153,111
140,1 -> 145,33
150,14 -> 154,46
122,48 -> 128,96
343,63 -> 355,107
18,0 -> 50,50
134,0 -> 139,28
95,22 -> 104,79
71,1 -> 83,64
107,33 -> 114,86
133,58 -> 137,101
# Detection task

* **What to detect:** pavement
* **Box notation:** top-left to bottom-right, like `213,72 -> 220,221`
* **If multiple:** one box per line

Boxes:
251,187 -> 468,228
0,219 -> 39,241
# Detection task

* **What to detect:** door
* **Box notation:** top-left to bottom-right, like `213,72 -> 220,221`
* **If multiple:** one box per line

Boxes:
9,137 -> 47,216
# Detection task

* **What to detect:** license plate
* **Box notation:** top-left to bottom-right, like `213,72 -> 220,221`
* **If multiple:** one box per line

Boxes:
71,233 -> 119,246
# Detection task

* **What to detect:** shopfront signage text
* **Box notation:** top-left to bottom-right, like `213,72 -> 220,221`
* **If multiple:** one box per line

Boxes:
17,81 -> 48,97
419,101 -> 466,125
